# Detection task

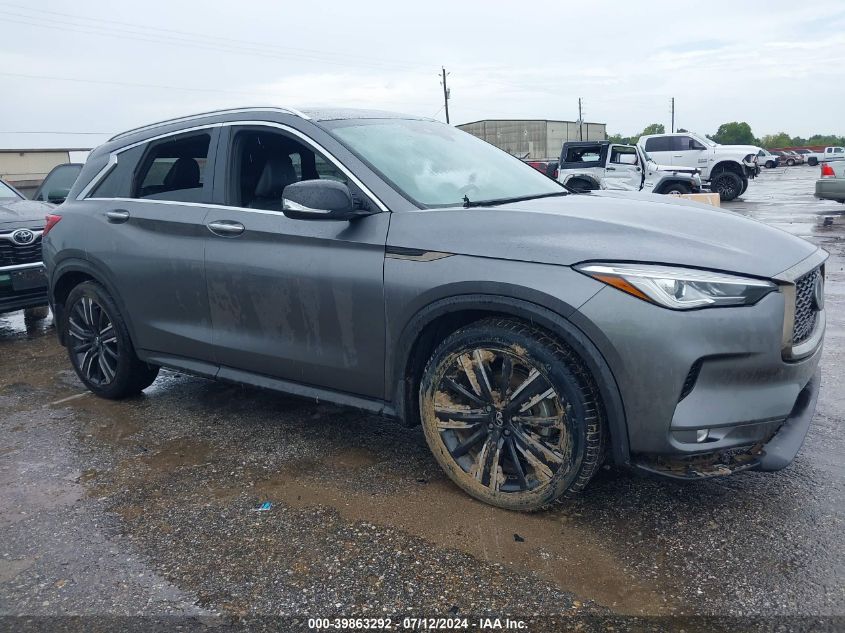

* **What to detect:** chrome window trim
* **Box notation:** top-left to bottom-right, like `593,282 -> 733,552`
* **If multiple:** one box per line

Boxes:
0,262 -> 44,272
81,120 -> 389,213
108,106 -> 310,141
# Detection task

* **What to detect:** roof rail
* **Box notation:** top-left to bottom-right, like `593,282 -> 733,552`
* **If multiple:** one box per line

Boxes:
108,106 -> 310,142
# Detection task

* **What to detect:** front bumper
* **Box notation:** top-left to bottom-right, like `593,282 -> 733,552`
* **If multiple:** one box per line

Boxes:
571,269 -> 825,467
815,178 -> 845,201
0,263 -> 49,315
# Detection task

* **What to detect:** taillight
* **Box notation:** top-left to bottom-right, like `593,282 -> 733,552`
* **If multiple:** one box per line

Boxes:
820,163 -> 836,178
43,214 -> 62,237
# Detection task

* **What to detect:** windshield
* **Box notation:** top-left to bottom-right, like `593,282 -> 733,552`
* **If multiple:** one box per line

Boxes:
0,180 -> 22,200
326,118 -> 564,207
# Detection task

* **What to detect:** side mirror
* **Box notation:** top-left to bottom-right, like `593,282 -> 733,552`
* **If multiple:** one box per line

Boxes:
282,180 -> 368,221
617,154 -> 637,165
47,188 -> 70,204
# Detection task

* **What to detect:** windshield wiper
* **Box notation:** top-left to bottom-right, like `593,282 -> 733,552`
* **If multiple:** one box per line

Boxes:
462,191 -> 569,208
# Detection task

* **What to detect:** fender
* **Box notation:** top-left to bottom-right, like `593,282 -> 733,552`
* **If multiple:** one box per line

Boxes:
49,257 -> 140,348
562,173 -> 601,190
390,293 -> 631,466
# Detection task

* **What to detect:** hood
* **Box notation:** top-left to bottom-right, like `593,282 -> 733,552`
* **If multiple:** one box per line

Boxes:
0,198 -> 54,229
388,191 -> 818,279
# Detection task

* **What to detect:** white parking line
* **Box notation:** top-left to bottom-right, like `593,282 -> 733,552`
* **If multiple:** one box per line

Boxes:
46,392 -> 90,406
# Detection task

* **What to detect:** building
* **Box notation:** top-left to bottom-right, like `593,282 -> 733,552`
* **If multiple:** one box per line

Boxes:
0,148 -> 91,198
457,119 -> 607,160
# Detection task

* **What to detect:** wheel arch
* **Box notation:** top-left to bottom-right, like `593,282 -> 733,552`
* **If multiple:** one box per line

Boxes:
562,173 -> 601,191
391,293 -> 630,466
709,160 -> 744,178
653,177 -> 691,194
50,259 -> 137,347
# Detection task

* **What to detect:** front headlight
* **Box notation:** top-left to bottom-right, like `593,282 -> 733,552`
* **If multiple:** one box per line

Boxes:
575,263 -> 776,310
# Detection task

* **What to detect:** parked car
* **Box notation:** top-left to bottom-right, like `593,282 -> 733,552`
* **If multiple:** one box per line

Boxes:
794,149 -> 818,165
815,161 -> 845,203
784,151 -> 804,166
0,177 -> 54,320
43,107 -> 826,511
32,163 -> 83,204
555,141 -> 701,194
757,149 -> 780,169
524,160 -> 558,179
820,146 -> 845,163
638,132 -> 760,201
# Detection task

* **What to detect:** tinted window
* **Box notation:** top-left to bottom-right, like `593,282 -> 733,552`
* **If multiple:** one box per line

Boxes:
35,164 -> 82,201
90,145 -> 144,198
644,137 -> 672,152
134,134 -> 210,202
231,129 -> 349,211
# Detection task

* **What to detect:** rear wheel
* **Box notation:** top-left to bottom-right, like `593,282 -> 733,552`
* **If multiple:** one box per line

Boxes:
710,171 -> 743,201
64,281 -> 159,399
786,158 -> 795,166
809,157 -> 818,166
765,160 -> 776,169
565,177 -> 598,193
419,318 -> 605,511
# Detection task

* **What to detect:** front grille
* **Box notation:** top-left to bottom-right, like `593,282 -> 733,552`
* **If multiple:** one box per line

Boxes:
0,234 -> 43,267
792,267 -> 821,345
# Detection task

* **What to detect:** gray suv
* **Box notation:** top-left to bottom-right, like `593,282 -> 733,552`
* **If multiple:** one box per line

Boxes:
43,107 -> 826,511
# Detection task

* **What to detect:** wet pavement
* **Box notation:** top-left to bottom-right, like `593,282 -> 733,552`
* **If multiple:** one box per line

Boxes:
1,166 -> 843,630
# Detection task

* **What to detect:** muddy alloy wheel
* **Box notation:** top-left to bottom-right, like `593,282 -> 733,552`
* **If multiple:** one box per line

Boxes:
420,318 -> 605,511
65,281 -> 159,399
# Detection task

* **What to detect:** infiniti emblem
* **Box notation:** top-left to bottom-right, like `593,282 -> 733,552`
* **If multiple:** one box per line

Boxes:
11,229 -> 35,245
494,410 -> 504,426
812,275 -> 825,311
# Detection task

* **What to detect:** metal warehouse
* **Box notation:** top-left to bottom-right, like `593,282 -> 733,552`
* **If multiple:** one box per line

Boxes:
457,119 -> 607,160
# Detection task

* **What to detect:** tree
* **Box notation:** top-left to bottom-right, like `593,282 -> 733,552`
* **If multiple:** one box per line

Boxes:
711,122 -> 756,145
676,128 -> 689,133
641,123 -> 665,136
607,133 -> 633,144
760,132 -> 793,149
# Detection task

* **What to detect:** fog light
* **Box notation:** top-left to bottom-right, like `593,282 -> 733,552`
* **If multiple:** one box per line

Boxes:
696,429 -> 710,443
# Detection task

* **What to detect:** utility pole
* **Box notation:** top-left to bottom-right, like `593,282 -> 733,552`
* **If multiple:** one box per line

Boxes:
578,97 -> 583,140
440,67 -> 450,124
670,97 -> 675,133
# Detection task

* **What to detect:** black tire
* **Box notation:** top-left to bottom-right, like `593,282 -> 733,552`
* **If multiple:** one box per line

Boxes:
419,318 -> 605,511
24,306 -> 50,321
809,157 -> 818,166
740,178 -> 749,195
566,177 -> 598,193
765,160 -> 776,169
786,158 -> 795,166
64,281 -> 159,399
660,182 -> 691,195
710,170 -> 743,201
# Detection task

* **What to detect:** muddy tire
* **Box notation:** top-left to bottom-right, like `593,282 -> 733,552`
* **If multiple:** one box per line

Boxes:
24,306 -> 50,321
419,318 -> 605,511
64,281 -> 159,399
710,170 -> 743,201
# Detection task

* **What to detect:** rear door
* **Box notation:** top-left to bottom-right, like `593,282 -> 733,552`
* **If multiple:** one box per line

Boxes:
203,123 -> 389,398
81,128 -> 219,363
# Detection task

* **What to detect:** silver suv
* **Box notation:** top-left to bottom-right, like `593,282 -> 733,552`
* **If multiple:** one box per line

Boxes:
43,107 -> 826,511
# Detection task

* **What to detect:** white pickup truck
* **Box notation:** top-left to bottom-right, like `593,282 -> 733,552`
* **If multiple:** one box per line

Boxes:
638,132 -> 761,201
554,141 -> 702,195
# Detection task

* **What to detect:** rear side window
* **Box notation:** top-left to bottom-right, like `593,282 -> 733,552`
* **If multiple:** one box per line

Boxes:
134,133 -> 211,202
644,137 -> 671,152
562,145 -> 602,163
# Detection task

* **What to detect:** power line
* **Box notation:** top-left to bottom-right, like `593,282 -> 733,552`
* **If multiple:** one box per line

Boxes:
0,5 -> 425,73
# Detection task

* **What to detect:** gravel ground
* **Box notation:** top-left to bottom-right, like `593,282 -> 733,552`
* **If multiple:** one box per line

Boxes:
1,166 -> 843,631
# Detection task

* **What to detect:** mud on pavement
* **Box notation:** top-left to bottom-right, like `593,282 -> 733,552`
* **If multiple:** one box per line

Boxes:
1,167 -> 844,631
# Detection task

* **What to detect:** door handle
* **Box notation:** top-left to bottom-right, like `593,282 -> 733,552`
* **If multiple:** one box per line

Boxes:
105,209 -> 130,223
606,166 -> 616,171
207,220 -> 245,237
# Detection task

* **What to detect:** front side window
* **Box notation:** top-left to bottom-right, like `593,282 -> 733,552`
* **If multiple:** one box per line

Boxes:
610,146 -> 638,164
327,118 -> 563,208
134,134 -> 210,202
230,129 -> 348,211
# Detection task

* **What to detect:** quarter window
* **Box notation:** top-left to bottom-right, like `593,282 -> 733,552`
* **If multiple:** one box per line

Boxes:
134,134 -> 211,202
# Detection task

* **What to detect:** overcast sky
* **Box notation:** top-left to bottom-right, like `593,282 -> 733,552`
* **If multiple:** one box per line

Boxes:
1,0 -> 843,149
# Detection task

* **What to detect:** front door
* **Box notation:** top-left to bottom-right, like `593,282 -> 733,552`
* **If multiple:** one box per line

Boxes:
604,145 -> 642,190
204,124 -> 389,398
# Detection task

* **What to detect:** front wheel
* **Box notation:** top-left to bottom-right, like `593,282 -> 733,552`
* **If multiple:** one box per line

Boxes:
64,281 -> 159,399
419,318 -> 605,511
786,158 -> 795,166
710,171 -> 743,201
661,182 -> 691,195
765,160 -> 776,169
